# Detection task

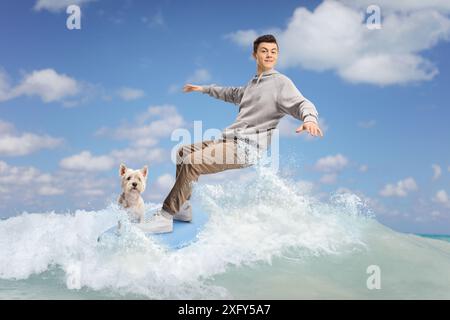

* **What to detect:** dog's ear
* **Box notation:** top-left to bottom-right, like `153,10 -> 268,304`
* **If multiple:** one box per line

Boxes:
119,163 -> 127,177
141,165 -> 148,179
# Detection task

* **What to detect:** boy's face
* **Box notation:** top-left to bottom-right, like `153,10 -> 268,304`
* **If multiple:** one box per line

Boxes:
253,42 -> 278,71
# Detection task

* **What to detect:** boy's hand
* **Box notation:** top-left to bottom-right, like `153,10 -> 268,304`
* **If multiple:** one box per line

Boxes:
296,122 -> 323,137
183,84 -> 203,93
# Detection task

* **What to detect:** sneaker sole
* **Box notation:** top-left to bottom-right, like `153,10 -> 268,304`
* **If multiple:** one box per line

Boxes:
143,227 -> 173,234
173,216 -> 192,222
151,229 -> 173,234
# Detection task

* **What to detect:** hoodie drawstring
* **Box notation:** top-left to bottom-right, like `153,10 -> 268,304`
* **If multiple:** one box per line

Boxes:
256,72 -> 263,85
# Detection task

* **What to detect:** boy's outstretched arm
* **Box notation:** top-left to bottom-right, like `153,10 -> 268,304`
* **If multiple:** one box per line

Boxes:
183,83 -> 245,105
277,78 -> 323,138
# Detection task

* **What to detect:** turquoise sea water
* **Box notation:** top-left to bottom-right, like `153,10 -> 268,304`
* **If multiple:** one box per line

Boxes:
418,234 -> 450,243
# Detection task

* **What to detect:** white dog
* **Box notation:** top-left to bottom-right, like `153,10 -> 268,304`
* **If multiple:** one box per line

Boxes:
118,163 -> 148,226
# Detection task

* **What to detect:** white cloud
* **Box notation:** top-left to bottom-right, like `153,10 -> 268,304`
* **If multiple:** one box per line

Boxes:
320,173 -> 338,184
432,164 -> 442,180
339,54 -> 438,85
0,160 -> 120,213
340,0 -> 450,13
169,69 -> 213,94
34,0 -> 97,13
117,87 -> 145,101
98,104 -> 185,148
359,164 -> 368,172
141,10 -> 165,28
82,105 -> 183,173
224,30 -> 259,48
357,120 -> 376,128
314,154 -> 349,172
0,119 -> 14,134
0,134 -> 63,156
145,173 -> 175,201
132,137 -> 159,148
277,117 -> 299,137
431,210 -> 441,218
0,69 -> 11,99
59,151 -> 115,171
38,185 -> 64,196
0,161 -> 62,198
58,171 -> 113,200
110,147 -> 167,166
0,119 -> 63,156
0,68 -> 80,103
15,69 -> 79,102
186,68 -> 212,84
227,0 -> 450,85
0,161 -> 42,185
168,84 -> 181,94
432,190 -> 450,208
379,177 -> 418,197
77,188 -> 105,197
155,174 -> 175,190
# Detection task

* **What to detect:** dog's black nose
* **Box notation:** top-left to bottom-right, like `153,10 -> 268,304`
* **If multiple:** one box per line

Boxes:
132,182 -> 137,187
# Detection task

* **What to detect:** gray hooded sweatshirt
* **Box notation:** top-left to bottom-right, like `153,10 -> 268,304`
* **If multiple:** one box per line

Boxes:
201,69 -> 319,149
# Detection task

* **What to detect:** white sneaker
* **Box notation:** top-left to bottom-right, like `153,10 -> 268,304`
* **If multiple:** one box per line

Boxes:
137,208 -> 173,234
173,201 -> 192,222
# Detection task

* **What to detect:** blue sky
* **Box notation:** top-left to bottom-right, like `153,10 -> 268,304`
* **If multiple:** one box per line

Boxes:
1,0 -> 449,234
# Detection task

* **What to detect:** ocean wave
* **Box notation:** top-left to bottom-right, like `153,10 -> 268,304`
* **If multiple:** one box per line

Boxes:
0,166 -> 449,299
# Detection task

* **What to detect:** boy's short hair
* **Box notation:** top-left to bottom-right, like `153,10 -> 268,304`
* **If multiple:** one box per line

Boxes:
253,34 -> 279,53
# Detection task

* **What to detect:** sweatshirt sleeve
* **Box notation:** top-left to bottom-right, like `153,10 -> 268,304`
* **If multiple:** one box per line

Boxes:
277,77 -> 319,124
201,85 -> 246,105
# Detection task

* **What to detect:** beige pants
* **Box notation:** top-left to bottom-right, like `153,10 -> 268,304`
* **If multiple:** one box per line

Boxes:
162,138 -> 252,214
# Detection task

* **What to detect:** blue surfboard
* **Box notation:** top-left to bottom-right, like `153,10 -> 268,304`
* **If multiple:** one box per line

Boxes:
97,205 -> 208,249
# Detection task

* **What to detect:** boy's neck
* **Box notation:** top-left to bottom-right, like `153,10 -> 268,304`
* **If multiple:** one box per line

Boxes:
256,66 -> 274,76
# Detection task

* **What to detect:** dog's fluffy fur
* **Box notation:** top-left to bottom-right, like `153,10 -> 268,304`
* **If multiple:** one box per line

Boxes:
118,163 -> 148,224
